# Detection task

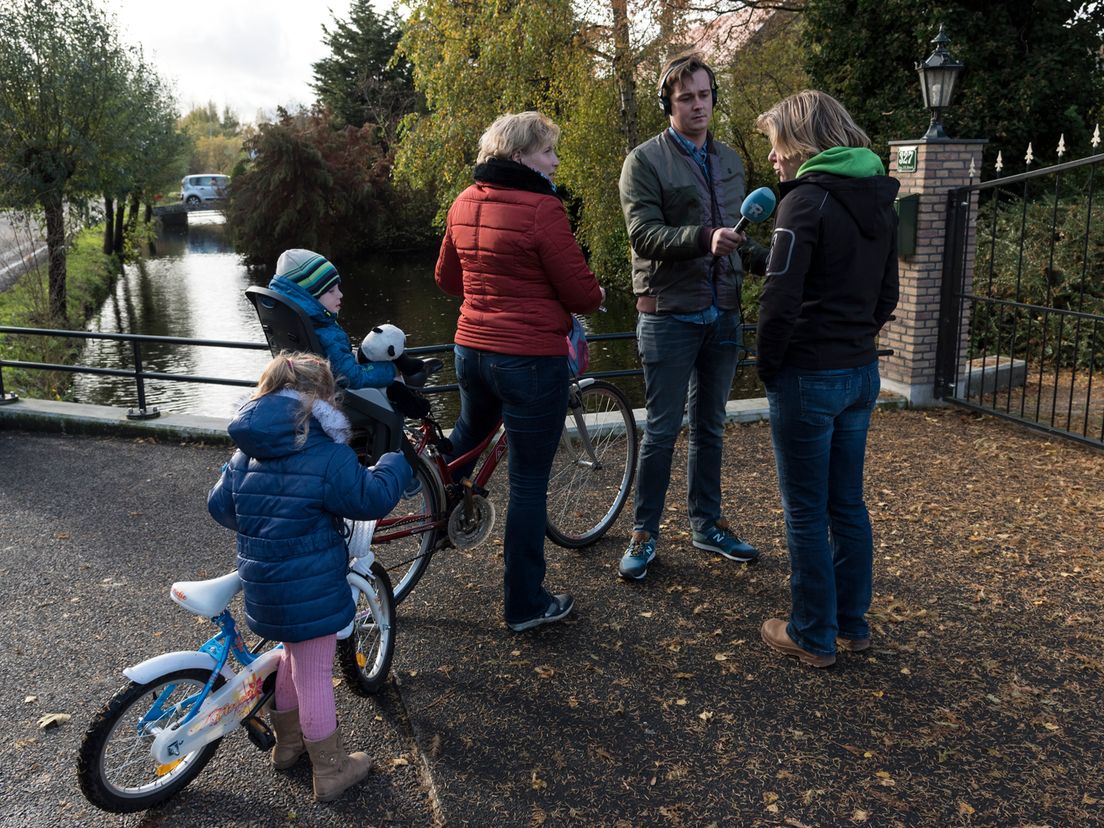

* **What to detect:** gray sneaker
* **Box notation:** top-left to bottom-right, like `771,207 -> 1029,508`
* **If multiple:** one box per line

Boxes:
691,523 -> 759,563
618,533 -> 657,580
507,593 -> 574,632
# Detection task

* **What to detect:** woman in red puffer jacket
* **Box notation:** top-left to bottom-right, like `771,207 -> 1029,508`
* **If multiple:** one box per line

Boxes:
435,110 -> 604,633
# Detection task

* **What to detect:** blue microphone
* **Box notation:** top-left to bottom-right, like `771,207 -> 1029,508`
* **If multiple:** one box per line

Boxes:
733,187 -> 777,232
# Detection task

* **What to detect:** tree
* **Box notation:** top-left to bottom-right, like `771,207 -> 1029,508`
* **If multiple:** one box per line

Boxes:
713,10 -> 808,194
396,0 -> 807,285
225,107 -> 435,265
395,0 -> 813,285
179,102 -> 247,174
311,1 -> 417,138
0,0 -> 133,319
395,0 -> 587,221
98,50 -> 187,255
803,0 -> 1104,170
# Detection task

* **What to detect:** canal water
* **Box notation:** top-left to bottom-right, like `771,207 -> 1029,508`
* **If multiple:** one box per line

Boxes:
75,213 -> 659,420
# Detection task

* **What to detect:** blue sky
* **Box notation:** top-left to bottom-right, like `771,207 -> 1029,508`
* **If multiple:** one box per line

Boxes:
106,0 -> 377,122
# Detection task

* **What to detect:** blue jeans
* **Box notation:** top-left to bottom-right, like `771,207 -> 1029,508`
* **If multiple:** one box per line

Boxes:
633,310 -> 742,537
764,360 -> 880,656
449,345 -> 568,624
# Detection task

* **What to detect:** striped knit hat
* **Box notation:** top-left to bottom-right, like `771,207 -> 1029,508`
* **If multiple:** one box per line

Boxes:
275,249 -> 341,299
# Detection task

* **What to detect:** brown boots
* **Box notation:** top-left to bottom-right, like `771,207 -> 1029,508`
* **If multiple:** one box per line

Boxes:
303,727 -> 374,802
269,707 -> 306,770
270,709 -> 371,801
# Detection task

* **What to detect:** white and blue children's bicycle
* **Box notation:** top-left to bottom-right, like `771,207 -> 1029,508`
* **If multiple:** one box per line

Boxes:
76,523 -> 393,814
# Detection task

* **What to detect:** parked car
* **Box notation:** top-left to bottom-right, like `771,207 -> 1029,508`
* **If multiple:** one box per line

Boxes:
180,174 -> 230,206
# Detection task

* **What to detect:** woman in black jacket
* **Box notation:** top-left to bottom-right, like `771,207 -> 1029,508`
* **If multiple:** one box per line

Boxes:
754,90 -> 899,668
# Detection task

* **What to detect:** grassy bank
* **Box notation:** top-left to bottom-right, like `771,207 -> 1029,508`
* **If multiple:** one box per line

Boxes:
0,226 -> 121,399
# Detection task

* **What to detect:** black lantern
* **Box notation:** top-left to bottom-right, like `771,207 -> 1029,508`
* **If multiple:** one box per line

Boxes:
916,25 -> 964,140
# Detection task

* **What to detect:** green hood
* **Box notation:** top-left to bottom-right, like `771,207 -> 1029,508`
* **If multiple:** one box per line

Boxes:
797,146 -> 885,179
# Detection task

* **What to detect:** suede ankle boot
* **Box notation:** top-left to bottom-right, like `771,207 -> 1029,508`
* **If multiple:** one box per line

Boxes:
269,707 -> 306,770
304,726 -> 373,802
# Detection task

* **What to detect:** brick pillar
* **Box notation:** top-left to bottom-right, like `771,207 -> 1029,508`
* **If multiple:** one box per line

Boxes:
882,138 -> 987,406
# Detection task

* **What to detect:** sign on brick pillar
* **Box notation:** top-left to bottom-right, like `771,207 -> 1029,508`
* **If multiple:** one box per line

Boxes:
883,138 -> 987,406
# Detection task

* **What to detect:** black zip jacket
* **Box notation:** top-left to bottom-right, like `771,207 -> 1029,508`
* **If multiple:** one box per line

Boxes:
756,171 -> 900,383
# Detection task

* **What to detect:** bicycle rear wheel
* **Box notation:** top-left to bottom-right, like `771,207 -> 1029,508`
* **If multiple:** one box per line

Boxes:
357,455 -> 441,605
546,379 -> 638,548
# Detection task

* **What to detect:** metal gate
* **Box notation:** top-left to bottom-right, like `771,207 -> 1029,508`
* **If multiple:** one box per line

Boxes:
936,151 -> 1104,450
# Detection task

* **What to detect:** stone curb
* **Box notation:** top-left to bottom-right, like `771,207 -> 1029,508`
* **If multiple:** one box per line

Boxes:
0,397 -> 235,444
0,391 -> 908,444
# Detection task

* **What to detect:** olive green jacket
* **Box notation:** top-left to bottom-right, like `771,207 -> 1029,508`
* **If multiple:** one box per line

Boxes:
619,130 -> 750,314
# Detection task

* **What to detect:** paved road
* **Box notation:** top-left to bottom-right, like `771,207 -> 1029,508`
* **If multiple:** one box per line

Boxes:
2,416 -> 1102,827
0,211 -> 47,292
0,432 -> 433,828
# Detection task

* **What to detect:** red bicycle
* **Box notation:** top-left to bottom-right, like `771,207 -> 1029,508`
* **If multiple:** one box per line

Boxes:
245,285 -> 636,607
359,375 -> 638,604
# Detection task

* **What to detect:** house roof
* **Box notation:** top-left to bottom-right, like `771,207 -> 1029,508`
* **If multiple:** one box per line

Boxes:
675,7 -> 781,64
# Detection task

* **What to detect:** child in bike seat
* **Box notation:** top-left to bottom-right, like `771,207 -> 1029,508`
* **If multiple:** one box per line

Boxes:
207,352 -> 412,802
268,248 -> 431,420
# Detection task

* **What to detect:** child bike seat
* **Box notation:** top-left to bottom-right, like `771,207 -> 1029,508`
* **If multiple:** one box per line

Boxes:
170,571 -> 243,618
245,285 -> 325,355
245,285 -> 414,466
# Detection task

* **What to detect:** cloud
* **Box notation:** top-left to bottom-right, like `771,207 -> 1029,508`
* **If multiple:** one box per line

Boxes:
106,0 -> 355,121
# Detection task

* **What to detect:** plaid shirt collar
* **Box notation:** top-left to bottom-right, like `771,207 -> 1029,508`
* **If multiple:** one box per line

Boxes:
667,127 -> 710,178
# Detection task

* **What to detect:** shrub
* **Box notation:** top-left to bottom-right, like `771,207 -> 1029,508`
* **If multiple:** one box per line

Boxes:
225,108 -> 436,266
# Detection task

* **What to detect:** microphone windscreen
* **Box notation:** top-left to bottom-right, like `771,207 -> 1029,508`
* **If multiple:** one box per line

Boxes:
740,187 -> 777,224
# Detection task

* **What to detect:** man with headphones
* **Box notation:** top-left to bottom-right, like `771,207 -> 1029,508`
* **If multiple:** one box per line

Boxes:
617,51 -> 764,581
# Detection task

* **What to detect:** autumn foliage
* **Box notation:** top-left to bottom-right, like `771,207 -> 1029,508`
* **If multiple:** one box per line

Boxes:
225,107 -> 435,265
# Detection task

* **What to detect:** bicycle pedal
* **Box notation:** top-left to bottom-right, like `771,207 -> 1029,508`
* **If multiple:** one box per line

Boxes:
242,715 -> 275,752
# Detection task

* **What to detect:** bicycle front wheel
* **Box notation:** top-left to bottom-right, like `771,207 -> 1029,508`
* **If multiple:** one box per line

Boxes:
77,669 -> 224,813
338,561 -> 396,695
546,380 -> 638,548
359,454 -> 441,605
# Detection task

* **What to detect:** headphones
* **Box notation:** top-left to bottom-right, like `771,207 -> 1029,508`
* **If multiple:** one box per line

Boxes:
657,57 -> 718,116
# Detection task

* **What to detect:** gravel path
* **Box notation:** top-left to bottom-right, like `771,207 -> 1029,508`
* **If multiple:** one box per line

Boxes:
0,433 -> 434,828
1,409 -> 1102,826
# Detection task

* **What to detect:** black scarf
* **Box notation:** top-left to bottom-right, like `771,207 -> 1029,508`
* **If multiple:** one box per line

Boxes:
472,158 -> 560,199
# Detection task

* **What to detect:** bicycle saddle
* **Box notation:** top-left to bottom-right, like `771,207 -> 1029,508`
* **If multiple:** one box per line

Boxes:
170,570 -> 242,618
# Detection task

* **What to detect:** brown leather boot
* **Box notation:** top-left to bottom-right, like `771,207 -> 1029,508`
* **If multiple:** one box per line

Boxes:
760,618 -> 836,668
304,727 -> 373,802
837,636 -> 872,652
269,707 -> 306,770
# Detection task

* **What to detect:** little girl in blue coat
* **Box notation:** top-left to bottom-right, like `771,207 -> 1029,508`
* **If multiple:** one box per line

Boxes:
207,351 -> 411,802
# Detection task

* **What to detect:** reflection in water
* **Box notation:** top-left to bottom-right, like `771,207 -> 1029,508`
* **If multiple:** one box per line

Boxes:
75,215 -> 274,417
153,219 -> 230,257
76,216 -> 642,419
75,215 -> 760,419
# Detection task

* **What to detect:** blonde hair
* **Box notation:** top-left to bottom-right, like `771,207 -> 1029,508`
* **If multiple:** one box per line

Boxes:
252,351 -> 338,445
477,111 -> 561,164
756,90 -> 871,165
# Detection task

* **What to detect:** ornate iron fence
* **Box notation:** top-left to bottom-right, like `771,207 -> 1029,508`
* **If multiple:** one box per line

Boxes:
937,139 -> 1104,449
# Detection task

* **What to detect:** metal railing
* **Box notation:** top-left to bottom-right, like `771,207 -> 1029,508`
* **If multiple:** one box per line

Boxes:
0,326 -> 271,418
0,325 -> 673,420
0,323 -> 894,422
